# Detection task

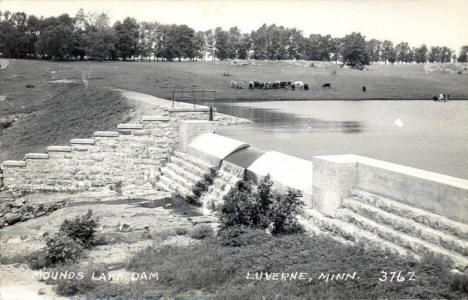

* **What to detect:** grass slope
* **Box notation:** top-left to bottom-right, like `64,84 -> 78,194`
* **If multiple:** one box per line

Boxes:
1,82 -> 132,161
50,231 -> 468,299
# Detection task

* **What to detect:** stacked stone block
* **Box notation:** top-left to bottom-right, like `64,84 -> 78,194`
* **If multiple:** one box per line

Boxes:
1,110 -> 211,193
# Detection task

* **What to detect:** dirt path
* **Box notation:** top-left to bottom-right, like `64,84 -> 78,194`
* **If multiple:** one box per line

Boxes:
117,88 -> 251,125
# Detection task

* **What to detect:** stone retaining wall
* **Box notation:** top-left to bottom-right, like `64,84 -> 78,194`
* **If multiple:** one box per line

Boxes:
1,109 -> 214,193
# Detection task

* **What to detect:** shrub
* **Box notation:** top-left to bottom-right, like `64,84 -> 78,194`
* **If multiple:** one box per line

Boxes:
268,188 -> 304,235
27,250 -> 48,270
219,175 -> 304,235
190,224 -> 214,240
47,264 -> 105,296
219,182 -> 257,228
450,272 -> 468,293
45,235 -> 84,265
175,227 -> 188,235
32,210 -> 100,267
58,209 -> 98,248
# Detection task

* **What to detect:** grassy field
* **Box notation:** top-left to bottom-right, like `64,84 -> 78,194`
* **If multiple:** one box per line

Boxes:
1,59 -> 467,161
2,59 -> 468,104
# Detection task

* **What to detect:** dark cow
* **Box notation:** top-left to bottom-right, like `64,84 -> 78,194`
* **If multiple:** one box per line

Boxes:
433,96 -> 438,101
304,83 -> 309,91
291,85 -> 295,91
260,82 -> 265,89
322,83 -> 331,88
248,82 -> 254,89
362,86 -> 366,92
253,81 -> 261,89
280,81 -> 287,88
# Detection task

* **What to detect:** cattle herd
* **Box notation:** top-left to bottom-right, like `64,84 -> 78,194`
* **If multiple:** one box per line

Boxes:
230,80 -> 333,91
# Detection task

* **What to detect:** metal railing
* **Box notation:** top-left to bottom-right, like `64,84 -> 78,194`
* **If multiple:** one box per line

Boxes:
171,88 -> 216,108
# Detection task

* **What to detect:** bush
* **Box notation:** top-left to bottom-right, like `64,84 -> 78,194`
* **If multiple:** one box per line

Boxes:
450,272 -> 468,293
45,235 -> 84,265
175,227 -> 188,235
219,175 -> 304,235
31,210 -> 100,268
190,224 -> 214,240
27,250 -> 48,270
268,188 -> 304,235
58,209 -> 98,248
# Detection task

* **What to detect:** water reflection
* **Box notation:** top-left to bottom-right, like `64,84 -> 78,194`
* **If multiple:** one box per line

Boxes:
207,102 -> 364,133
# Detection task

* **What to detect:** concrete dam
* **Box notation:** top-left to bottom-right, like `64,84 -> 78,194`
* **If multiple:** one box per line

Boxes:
1,98 -> 467,272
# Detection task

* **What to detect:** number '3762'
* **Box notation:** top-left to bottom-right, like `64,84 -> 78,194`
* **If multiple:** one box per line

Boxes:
378,271 -> 416,282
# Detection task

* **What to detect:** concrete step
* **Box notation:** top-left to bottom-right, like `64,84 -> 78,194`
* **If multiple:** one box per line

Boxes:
165,162 -> 204,185
170,156 -> 210,177
337,208 -> 468,271
297,214 -> 354,246
159,175 -> 192,196
343,197 -> 468,257
302,209 -> 416,259
173,151 -> 214,170
350,189 -> 468,240
154,181 -> 176,194
161,166 -> 196,188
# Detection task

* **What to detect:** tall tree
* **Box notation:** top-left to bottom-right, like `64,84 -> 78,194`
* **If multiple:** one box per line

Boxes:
340,32 -> 370,66
381,40 -> 396,64
366,39 -> 381,64
458,46 -> 468,62
414,44 -> 428,63
395,42 -> 411,63
214,27 -> 230,60
113,17 -> 139,60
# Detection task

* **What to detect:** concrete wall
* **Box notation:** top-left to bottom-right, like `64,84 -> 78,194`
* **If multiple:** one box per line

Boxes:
312,155 -> 357,216
1,110 -> 211,193
313,154 -> 468,223
179,120 -> 218,152
187,133 -> 249,166
247,151 -> 314,207
356,156 -> 468,223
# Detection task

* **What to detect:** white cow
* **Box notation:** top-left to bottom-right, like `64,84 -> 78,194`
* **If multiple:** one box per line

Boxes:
292,81 -> 304,89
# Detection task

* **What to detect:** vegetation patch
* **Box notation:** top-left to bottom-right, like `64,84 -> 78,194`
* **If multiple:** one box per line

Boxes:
28,210 -> 99,269
48,230 -> 468,299
219,175 -> 304,235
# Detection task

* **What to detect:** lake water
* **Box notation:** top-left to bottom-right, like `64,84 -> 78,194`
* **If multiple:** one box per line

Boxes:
206,100 -> 468,180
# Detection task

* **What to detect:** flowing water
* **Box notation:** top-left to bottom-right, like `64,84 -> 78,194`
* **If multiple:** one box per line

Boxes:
205,100 -> 468,180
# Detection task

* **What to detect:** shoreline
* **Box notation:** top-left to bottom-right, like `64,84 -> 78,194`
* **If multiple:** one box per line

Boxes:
194,98 -> 468,104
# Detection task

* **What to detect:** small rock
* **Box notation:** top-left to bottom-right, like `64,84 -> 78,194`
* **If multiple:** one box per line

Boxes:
4,212 -> 21,225
12,198 -> 26,207
35,211 -> 46,217
21,212 -> 35,221
119,223 -> 131,232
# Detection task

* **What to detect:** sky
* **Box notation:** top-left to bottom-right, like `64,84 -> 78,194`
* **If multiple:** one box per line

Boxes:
1,0 -> 467,51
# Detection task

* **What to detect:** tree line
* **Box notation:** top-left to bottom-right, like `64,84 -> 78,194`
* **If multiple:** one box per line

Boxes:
1,10 -> 467,66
